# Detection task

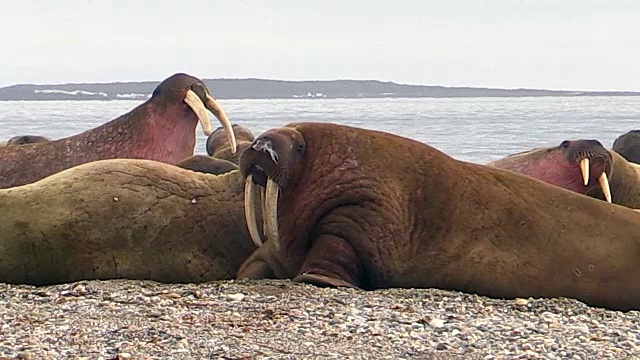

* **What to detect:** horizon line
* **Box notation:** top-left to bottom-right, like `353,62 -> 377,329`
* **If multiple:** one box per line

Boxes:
1,77 -> 639,94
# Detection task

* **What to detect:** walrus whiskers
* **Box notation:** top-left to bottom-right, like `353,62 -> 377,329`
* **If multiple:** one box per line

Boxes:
184,90 -> 214,136
204,94 -> 237,154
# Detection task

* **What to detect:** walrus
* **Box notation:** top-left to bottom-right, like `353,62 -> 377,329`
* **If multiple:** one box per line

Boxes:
176,155 -> 239,175
612,130 -> 640,164
0,73 -> 238,190
487,139 -> 640,208
0,158 -> 260,285
4,135 -> 52,146
207,124 -> 256,164
236,122 -> 640,311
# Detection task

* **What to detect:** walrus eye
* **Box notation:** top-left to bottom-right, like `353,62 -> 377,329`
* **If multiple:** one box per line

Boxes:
560,140 -> 570,148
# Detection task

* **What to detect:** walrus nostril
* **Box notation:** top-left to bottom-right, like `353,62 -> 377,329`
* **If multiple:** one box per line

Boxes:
252,138 -> 280,164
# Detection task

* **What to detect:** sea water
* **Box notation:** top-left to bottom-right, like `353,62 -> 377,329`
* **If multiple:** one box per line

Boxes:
0,96 -> 638,164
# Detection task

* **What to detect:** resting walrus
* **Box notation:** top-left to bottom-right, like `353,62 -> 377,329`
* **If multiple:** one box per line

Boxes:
612,130 -> 640,164
4,135 -> 52,146
175,123 -> 253,175
0,73 -> 237,190
487,139 -> 640,208
0,159 -> 259,285
176,155 -> 239,175
207,123 -> 256,164
236,122 -> 640,311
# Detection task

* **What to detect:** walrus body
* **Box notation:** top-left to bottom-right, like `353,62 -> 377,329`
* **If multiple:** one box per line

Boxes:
0,159 -> 257,285
207,124 -> 256,164
488,140 -> 640,208
4,135 -> 52,146
613,130 -> 640,164
176,155 -> 239,175
0,73 -> 237,190
237,122 -> 640,311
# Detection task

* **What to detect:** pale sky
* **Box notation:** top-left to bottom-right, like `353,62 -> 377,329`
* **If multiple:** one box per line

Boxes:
1,1 -> 639,90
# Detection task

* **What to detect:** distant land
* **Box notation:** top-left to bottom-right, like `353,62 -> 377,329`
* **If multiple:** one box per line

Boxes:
1,78 -> 640,101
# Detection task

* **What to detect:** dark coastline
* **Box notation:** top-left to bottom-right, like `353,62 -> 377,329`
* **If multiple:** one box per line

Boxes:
1,78 -> 639,101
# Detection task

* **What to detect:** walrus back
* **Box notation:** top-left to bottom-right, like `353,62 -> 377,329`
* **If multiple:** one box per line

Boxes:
0,159 -> 256,285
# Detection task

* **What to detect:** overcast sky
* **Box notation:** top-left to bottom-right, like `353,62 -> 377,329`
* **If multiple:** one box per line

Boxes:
1,1 -> 639,90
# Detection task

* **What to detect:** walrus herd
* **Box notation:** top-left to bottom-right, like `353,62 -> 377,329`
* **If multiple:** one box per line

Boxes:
1,73 -> 639,312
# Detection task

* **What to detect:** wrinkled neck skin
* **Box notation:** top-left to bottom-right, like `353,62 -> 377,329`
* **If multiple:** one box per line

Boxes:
586,150 -> 640,208
487,148 -> 604,195
244,124 -> 462,289
70,98 -> 198,165
0,98 -> 198,189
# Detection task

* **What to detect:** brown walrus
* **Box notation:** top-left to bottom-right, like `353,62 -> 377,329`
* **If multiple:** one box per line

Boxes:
176,155 -> 238,175
236,122 -> 640,311
4,135 -> 52,146
0,158 -> 259,285
612,130 -> 640,164
0,73 -> 238,190
487,139 -> 640,208
207,124 -> 256,164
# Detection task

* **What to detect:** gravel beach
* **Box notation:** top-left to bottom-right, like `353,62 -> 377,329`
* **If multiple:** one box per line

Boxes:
0,279 -> 638,359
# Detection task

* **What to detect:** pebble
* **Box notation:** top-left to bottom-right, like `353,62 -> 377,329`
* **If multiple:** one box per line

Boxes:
0,279 -> 638,359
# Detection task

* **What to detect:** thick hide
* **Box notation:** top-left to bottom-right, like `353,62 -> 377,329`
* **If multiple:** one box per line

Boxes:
0,73 -> 237,189
237,122 -> 640,311
0,159 -> 258,285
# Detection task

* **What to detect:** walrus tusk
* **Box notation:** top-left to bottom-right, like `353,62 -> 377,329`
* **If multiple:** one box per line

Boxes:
264,177 -> 281,251
244,174 -> 264,247
261,188 -> 268,237
579,158 -> 590,186
598,172 -> 612,203
184,90 -> 214,137
204,94 -> 237,154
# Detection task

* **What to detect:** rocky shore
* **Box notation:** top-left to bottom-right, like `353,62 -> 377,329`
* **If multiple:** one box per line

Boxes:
0,279 -> 638,359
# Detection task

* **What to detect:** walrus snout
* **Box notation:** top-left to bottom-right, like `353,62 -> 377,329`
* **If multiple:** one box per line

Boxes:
559,139 -> 613,202
252,138 -> 280,163
156,73 -> 237,153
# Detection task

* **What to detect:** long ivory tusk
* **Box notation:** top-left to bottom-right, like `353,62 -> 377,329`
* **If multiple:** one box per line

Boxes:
579,158 -> 590,186
261,188 -> 268,237
598,172 -> 612,203
204,94 -> 237,154
264,178 -> 281,251
184,90 -> 214,137
244,174 -> 264,247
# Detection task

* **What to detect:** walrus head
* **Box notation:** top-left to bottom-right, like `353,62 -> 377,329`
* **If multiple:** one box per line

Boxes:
488,139 -> 612,203
5,135 -> 52,146
152,73 -> 237,154
206,124 -> 255,160
239,127 -> 308,250
612,130 -> 640,164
